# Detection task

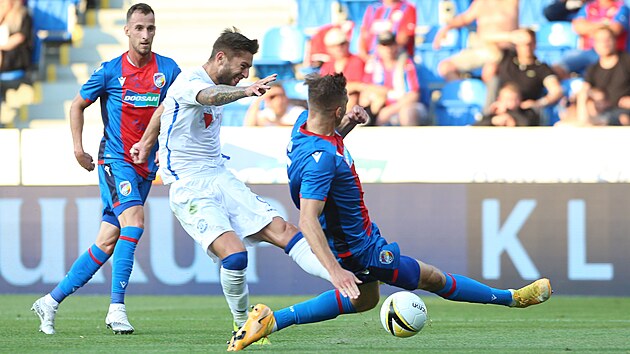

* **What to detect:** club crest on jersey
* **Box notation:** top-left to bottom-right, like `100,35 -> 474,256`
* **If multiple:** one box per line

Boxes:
379,250 -> 394,264
123,90 -> 160,107
153,73 -> 166,88
119,181 -> 132,196
197,219 -> 208,234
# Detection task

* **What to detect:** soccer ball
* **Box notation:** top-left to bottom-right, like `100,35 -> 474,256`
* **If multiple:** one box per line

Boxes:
380,291 -> 428,338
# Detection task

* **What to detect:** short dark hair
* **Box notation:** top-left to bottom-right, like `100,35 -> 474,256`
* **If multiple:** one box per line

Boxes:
211,27 -> 259,59
305,73 -> 347,112
126,3 -> 154,22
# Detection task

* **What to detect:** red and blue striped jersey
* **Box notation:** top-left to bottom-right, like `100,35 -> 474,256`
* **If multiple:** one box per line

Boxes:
287,111 -> 375,261
80,51 -> 180,179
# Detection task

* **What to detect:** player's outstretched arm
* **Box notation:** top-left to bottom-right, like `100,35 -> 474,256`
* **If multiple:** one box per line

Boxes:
69,94 -> 95,172
337,105 -> 369,138
196,74 -> 277,106
131,104 -> 163,164
299,198 -> 362,299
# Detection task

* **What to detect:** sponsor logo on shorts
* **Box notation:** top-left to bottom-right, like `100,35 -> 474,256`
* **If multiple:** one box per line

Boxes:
123,90 -> 160,107
153,72 -> 166,88
379,250 -> 394,264
119,181 -> 132,196
197,219 -> 208,234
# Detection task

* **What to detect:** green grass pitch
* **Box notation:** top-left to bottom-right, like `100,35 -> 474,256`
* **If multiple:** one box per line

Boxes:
1,294 -> 629,353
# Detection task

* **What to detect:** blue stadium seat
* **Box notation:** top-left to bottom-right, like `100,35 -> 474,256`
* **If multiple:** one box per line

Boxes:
294,0 -> 335,33
543,77 -> 584,125
414,26 -> 462,106
535,21 -> 578,65
282,79 -> 308,101
254,26 -> 306,80
520,0 -> 554,27
433,78 -> 486,126
28,0 -> 77,76
338,0 -> 378,24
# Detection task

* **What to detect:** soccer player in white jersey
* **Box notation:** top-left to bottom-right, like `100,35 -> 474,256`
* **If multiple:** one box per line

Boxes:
130,28 -> 330,339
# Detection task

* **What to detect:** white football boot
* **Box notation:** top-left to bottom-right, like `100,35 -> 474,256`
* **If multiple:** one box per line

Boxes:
31,296 -> 57,335
105,303 -> 135,334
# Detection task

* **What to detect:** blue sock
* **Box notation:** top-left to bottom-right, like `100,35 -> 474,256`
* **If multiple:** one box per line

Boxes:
435,272 -> 513,306
50,244 -> 110,303
111,226 -> 143,304
273,289 -> 356,331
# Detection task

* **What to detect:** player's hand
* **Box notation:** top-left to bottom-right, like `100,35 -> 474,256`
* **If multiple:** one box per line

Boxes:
329,266 -> 362,299
346,105 -> 369,125
246,74 -> 277,97
75,151 -> 95,171
130,142 -> 149,164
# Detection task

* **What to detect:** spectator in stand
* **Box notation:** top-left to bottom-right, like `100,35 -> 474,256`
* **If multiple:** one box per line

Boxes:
486,28 -> 564,113
0,0 -> 32,73
552,0 -> 629,79
319,27 -> 365,110
307,20 -> 355,70
544,0 -> 587,22
244,82 -> 306,126
572,27 -> 630,125
475,82 -> 540,126
433,0 -> 518,83
358,0 -> 416,60
359,31 -> 428,126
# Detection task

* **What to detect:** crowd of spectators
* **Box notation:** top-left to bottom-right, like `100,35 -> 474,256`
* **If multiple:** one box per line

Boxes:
5,0 -> 630,128
262,0 -> 630,127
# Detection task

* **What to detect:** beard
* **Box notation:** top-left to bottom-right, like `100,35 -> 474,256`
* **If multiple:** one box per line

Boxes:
216,67 -> 240,86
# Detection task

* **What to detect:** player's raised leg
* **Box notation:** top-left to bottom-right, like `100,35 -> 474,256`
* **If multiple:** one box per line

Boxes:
255,217 -> 330,281
32,222 -> 118,334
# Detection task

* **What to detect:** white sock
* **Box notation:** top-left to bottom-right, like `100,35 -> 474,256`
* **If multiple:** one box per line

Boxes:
288,237 -> 330,282
220,267 -> 249,326
44,294 -> 59,308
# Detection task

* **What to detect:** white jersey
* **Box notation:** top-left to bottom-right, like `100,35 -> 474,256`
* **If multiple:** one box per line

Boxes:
158,66 -> 225,184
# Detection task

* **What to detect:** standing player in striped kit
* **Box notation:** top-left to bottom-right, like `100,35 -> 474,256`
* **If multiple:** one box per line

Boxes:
31,3 -> 180,335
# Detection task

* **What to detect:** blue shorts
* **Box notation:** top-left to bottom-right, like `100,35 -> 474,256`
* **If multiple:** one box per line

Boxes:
98,160 -> 152,228
338,223 -> 402,285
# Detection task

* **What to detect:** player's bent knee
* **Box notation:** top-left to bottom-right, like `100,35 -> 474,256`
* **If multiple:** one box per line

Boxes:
221,251 -> 248,270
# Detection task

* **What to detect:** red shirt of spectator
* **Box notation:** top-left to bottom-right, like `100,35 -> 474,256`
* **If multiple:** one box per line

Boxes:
576,0 -> 630,51
319,27 -> 365,81
359,0 -> 417,58
363,35 -> 420,106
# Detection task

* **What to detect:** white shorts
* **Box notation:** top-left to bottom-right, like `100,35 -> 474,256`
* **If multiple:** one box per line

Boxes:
168,166 -> 281,262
